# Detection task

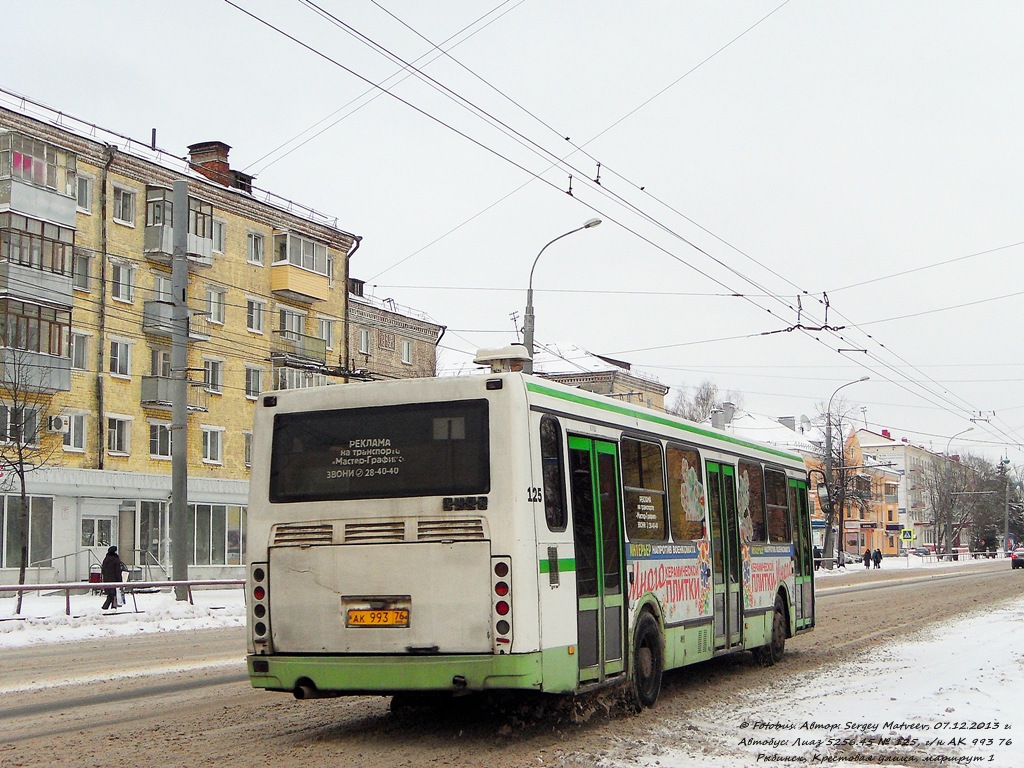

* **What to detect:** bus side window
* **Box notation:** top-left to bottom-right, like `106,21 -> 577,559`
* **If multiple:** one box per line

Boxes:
738,460 -> 767,542
667,444 -> 705,541
539,415 -> 568,532
621,437 -> 667,541
765,469 -> 791,542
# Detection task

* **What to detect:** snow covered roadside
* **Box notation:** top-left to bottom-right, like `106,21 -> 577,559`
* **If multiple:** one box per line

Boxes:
0,587 -> 245,648
623,560 -> 1024,768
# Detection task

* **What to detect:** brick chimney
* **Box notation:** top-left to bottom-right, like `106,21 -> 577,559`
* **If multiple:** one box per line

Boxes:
187,141 -> 232,186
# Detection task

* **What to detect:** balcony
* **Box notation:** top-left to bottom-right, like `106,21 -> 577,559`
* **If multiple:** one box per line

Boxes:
0,259 -> 73,307
272,366 -> 332,391
270,329 -> 326,368
270,262 -> 329,303
142,300 -> 210,340
0,348 -> 71,392
143,223 -> 213,266
0,177 -> 76,226
140,375 -> 209,412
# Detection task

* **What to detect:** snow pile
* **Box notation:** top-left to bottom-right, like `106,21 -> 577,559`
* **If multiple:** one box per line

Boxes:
0,587 -> 245,648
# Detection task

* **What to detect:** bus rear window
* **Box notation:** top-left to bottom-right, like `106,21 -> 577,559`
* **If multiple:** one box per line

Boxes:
269,399 -> 490,502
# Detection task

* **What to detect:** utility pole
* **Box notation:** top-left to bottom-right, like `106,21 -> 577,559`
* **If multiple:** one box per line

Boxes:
171,180 -> 190,599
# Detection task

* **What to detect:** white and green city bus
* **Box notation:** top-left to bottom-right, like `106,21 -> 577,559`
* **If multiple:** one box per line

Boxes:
246,365 -> 814,708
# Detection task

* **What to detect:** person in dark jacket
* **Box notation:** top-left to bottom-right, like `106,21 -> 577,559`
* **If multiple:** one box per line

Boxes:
872,548 -> 882,569
863,549 -> 872,568
100,545 -> 127,610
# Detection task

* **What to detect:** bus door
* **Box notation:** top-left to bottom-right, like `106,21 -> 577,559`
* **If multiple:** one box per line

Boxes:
706,461 -> 742,650
568,436 -> 625,685
789,479 -> 815,630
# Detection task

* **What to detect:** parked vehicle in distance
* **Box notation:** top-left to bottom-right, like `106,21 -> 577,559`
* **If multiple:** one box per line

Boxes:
908,547 -> 931,557
1010,548 -> 1024,569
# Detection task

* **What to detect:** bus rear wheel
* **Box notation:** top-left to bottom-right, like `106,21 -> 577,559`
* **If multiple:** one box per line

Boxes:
754,597 -> 786,666
630,613 -> 663,710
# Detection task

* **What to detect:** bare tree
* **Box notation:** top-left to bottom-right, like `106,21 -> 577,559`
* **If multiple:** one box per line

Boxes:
922,452 -> 982,554
669,380 -> 744,423
0,348 -> 63,614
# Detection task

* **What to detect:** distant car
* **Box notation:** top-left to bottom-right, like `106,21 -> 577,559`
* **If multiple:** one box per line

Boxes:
908,547 -> 931,557
1011,548 -> 1024,570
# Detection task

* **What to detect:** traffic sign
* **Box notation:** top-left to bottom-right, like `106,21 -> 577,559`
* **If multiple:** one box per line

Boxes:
900,529 -> 914,542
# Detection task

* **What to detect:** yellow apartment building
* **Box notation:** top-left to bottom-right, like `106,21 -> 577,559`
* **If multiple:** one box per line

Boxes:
0,95 -> 387,583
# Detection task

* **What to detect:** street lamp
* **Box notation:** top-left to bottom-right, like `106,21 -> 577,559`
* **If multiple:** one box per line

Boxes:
522,218 -> 602,373
824,376 -> 869,566
942,427 -> 973,555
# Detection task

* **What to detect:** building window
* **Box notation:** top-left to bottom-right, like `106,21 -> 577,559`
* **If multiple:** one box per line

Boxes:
247,232 -> 264,265
149,422 -> 172,458
145,187 -> 172,227
63,413 -> 86,451
318,318 -> 334,350
0,405 -> 39,445
246,299 -> 264,333
245,366 -> 263,399
111,261 -> 134,302
206,286 -> 226,325
212,219 -> 226,254
151,347 -> 172,378
0,212 -> 75,275
77,175 -> 93,213
401,339 -> 413,365
72,250 -> 90,291
189,198 -> 212,239
109,339 -> 130,377
189,503 -> 246,565
204,359 -> 224,394
0,132 -> 76,195
202,427 -> 223,464
70,332 -> 89,370
153,273 -> 173,302
0,495 -> 53,570
357,328 -> 370,355
107,417 -> 131,454
244,431 -> 252,467
0,299 -> 71,356
113,187 -> 136,225
279,308 -> 304,337
272,232 -> 329,276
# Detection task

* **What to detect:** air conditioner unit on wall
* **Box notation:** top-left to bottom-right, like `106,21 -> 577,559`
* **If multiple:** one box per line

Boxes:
47,415 -> 70,434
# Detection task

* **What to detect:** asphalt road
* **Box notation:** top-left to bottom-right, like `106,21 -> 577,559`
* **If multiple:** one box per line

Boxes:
1,559 -> 1019,768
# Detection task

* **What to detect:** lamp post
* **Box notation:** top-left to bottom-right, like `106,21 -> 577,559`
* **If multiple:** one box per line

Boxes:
824,376 -> 869,566
942,427 -> 972,555
522,218 -> 601,373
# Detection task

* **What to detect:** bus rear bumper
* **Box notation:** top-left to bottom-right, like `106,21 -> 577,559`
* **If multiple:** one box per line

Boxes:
247,652 -> 546,696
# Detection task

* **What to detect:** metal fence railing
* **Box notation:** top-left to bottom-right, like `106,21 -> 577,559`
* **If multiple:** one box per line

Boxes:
0,579 -> 244,616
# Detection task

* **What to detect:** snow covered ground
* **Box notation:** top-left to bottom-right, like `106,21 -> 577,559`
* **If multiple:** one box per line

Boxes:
1,557 -> 1019,767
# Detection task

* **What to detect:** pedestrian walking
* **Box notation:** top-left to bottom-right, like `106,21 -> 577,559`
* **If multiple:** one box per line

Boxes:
863,548 -> 871,569
872,548 -> 882,569
100,545 -> 127,610
813,545 -> 822,570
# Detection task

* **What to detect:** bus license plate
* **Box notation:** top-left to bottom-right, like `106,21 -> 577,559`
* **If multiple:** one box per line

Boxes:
346,609 -> 410,628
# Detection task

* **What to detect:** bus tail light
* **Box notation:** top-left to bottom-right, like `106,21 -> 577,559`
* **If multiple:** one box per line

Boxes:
491,556 -> 512,653
249,562 -> 271,651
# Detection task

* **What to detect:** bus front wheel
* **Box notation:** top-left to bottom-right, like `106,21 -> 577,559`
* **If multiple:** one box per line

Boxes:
754,597 -> 786,666
630,613 -> 664,710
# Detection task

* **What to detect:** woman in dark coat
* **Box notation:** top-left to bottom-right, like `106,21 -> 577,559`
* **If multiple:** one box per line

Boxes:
100,545 -> 127,610
863,549 -> 872,568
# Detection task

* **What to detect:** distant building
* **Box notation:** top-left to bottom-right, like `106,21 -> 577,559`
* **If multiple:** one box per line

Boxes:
346,278 -> 444,380
531,344 -> 669,410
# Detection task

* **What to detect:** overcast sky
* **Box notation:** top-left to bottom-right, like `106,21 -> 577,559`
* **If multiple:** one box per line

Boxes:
5,1 -> 1022,463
